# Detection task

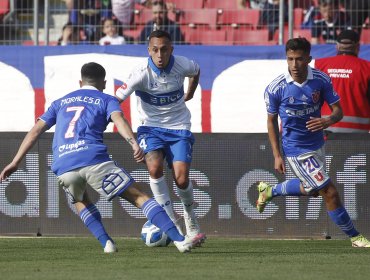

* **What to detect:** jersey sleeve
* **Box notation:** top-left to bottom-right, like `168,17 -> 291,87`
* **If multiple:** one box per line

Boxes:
106,97 -> 122,121
264,86 -> 279,115
38,101 -> 58,128
322,74 -> 340,105
115,69 -> 142,101
177,56 -> 200,77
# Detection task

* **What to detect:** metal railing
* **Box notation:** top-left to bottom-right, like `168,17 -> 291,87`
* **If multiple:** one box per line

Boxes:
0,0 -> 368,46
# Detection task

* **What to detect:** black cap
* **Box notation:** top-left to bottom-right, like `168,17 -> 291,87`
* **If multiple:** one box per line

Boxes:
337,29 -> 360,44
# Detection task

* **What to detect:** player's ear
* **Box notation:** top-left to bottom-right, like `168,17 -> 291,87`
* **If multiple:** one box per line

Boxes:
308,56 -> 312,63
79,80 -> 83,88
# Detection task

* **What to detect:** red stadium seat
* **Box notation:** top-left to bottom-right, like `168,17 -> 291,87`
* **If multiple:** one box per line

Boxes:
293,29 -> 312,41
360,29 -> 370,44
218,9 -> 260,30
180,9 -> 218,29
0,0 -> 9,18
133,7 -> 152,25
204,0 -> 239,10
184,29 -> 227,45
122,26 -> 145,41
227,29 -> 273,45
169,0 -> 204,10
294,8 -> 304,29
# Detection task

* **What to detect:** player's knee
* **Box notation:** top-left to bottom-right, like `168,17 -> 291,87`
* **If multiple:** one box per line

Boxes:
321,184 -> 341,203
147,166 -> 164,178
174,176 -> 188,189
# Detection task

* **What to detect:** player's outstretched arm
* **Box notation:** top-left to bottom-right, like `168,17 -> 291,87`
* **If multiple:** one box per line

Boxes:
267,113 -> 285,174
184,70 -> 200,102
0,120 -> 48,182
110,111 -> 145,163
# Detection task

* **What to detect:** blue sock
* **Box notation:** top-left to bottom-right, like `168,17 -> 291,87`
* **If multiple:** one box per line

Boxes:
79,204 -> 111,247
142,198 -> 184,242
327,206 -> 359,237
272,179 -> 302,197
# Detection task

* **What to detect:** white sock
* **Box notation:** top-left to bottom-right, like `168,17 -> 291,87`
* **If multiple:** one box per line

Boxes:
177,181 -> 194,216
150,176 -> 176,222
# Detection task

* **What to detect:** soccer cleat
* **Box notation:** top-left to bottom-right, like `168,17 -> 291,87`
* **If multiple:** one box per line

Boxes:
184,211 -> 201,237
256,182 -> 273,213
104,240 -> 118,253
173,233 -> 207,253
351,234 -> 370,248
188,232 -> 207,247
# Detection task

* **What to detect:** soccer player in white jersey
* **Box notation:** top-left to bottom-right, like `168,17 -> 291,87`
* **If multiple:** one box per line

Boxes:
257,37 -> 370,247
0,62 -> 204,253
115,30 -> 206,245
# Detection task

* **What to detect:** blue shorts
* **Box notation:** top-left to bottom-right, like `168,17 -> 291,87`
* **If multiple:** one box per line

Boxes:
137,126 -> 195,166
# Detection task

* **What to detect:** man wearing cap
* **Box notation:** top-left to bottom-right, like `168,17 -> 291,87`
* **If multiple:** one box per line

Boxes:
315,29 -> 370,133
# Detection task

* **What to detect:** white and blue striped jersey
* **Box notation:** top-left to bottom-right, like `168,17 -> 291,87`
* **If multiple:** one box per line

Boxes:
264,66 -> 340,157
115,55 -> 200,130
39,85 -> 122,176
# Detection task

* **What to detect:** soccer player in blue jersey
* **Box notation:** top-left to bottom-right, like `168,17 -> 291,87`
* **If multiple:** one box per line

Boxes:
115,30 -> 206,245
258,37 -> 370,247
0,62 -> 204,253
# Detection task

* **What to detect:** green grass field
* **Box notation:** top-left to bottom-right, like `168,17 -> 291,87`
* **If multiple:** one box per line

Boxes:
0,237 -> 369,280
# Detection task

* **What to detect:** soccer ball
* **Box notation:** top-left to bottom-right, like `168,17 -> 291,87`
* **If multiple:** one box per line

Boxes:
141,221 -> 171,247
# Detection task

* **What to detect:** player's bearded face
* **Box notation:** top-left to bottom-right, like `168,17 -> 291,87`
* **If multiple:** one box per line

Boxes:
286,49 -> 311,83
148,37 -> 174,69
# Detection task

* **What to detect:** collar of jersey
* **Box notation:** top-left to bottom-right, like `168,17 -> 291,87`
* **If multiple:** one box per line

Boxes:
284,65 -> 313,83
81,85 -> 99,91
148,55 -> 175,75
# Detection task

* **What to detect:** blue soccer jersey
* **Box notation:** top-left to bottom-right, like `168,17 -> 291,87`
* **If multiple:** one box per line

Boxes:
39,86 -> 122,176
264,66 -> 340,157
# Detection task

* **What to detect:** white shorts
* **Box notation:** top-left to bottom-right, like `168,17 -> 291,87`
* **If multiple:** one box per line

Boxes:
57,161 -> 134,203
286,148 -> 330,194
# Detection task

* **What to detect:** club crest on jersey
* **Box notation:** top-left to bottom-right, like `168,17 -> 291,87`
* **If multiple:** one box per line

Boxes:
289,96 -> 294,104
120,82 -> 128,90
311,91 -> 320,103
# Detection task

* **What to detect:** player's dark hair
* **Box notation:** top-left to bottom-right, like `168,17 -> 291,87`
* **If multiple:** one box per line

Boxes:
81,62 -> 106,84
149,30 -> 172,42
285,37 -> 311,55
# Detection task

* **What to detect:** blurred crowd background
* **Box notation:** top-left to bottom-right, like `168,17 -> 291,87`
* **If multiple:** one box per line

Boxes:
0,0 -> 368,46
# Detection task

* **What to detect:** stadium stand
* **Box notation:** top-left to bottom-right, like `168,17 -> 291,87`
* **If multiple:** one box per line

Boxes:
227,29 -> 273,45
218,9 -> 260,30
169,0 -> 204,11
179,8 -> 218,30
184,28 -> 227,45
204,0 -> 239,11
0,0 -> 369,46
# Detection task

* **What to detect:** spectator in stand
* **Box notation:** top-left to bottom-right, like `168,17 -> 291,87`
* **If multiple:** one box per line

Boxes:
315,29 -> 370,133
111,0 -> 148,30
70,0 -> 112,43
139,0 -> 183,44
99,18 -> 126,45
57,22 -> 80,46
342,0 -> 369,36
259,0 -> 288,41
237,0 -> 266,10
311,0 -> 350,44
